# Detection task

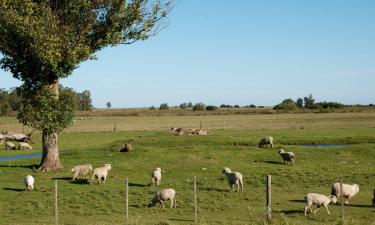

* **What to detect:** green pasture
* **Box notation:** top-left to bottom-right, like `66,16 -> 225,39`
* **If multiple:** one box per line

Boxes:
1,126 -> 375,225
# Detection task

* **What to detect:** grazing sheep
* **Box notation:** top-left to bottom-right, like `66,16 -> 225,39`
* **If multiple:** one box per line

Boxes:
71,164 -> 93,181
331,183 -> 359,205
24,175 -> 34,191
6,141 -> 17,150
304,193 -> 337,216
151,167 -> 162,186
18,142 -> 32,150
222,167 -> 244,192
148,188 -> 176,208
278,149 -> 295,165
91,164 -> 112,184
120,143 -> 132,152
258,136 -> 274,148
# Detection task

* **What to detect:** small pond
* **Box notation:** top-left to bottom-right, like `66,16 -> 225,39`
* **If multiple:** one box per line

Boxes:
0,152 -> 42,161
303,144 -> 350,148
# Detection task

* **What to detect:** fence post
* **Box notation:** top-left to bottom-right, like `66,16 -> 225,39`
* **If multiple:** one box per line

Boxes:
125,177 -> 129,224
194,176 -> 198,223
55,180 -> 58,225
266,175 -> 271,222
340,179 -> 344,224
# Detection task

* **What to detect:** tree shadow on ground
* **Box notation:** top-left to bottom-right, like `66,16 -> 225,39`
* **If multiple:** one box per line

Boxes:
0,164 -> 38,170
261,160 -> 283,165
344,204 -> 374,208
3,187 -> 25,192
169,218 -> 194,222
200,187 -> 228,192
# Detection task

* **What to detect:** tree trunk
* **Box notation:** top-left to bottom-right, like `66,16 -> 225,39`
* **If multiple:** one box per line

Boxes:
38,79 -> 63,171
39,131 -> 63,171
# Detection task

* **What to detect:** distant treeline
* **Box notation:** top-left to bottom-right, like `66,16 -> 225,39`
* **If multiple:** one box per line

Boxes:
0,86 -> 93,116
153,102 -> 265,111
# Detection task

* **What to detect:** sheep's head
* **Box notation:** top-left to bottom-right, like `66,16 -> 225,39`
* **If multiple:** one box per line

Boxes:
353,184 -> 360,193
88,164 -> 93,171
278,149 -> 285,154
222,167 -> 231,174
155,167 -> 161,172
329,195 -> 338,204
104,164 -> 112,170
148,197 -> 158,208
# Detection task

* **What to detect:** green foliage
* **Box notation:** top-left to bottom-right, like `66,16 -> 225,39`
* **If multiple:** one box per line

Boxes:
17,86 -> 74,133
220,104 -> 233,108
296,98 -> 303,108
274,98 -> 298,110
304,94 -> 315,109
179,102 -> 188,109
315,101 -> 344,109
159,103 -> 169,110
193,102 -> 206,111
206,105 -> 218,111
106,102 -> 112,109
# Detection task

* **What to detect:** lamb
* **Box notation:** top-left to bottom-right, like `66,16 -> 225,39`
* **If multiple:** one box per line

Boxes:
304,193 -> 337,216
71,164 -> 93,181
18,142 -> 32,150
5,141 -> 16,150
151,167 -> 162,186
331,183 -> 359,204
24,175 -> 34,191
91,164 -> 112,184
258,136 -> 274,148
222,167 -> 244,192
148,188 -> 176,208
278,149 -> 295,165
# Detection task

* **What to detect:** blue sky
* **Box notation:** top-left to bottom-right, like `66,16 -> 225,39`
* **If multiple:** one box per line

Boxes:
1,0 -> 375,108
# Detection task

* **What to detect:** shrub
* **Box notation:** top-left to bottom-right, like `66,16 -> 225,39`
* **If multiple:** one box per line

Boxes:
273,99 -> 298,110
206,105 -> 218,111
193,103 -> 206,111
159,103 -> 169,110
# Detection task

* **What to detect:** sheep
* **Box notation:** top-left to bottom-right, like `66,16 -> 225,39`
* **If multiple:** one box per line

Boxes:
18,142 -> 32,150
278,149 -> 295,165
91,164 -> 112,184
120,143 -> 132,152
222,167 -> 244,192
71,164 -> 93,181
151,167 -> 162,186
24,175 -> 34,191
258,136 -> 274,148
331,183 -> 359,205
148,188 -> 176,208
304,193 -> 337,216
6,141 -> 16,150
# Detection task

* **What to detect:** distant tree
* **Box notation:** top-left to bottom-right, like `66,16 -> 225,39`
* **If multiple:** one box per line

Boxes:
0,89 -> 11,116
304,94 -> 315,109
187,102 -> 193,108
234,105 -> 240,108
296,98 -> 303,108
149,106 -> 156,110
0,1 -> 171,171
220,104 -> 233,108
159,103 -> 169,110
206,105 -> 218,111
106,102 -> 112,109
250,104 -> 256,108
273,98 -> 298,110
79,90 -> 93,111
179,102 -> 188,109
315,101 -> 344,109
193,103 -> 206,111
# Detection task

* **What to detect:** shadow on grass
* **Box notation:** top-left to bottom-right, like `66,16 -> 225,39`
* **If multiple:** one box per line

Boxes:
344,204 -> 374,208
290,199 -> 305,203
200,187 -> 228,192
279,209 -> 304,215
0,164 -> 38,170
169,218 -> 194,222
53,177 -> 90,185
261,160 -> 283,165
3,187 -> 25,192
129,182 -> 147,187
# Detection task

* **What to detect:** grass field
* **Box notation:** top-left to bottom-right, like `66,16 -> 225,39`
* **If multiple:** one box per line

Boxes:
1,113 -> 375,225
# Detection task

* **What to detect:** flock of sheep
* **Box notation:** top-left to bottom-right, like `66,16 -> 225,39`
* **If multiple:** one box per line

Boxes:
17,134 -> 368,216
5,141 -> 32,150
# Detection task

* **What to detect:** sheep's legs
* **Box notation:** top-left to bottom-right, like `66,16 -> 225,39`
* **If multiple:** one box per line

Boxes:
313,205 -> 321,214
170,199 -> 174,208
324,205 -> 331,215
160,200 -> 164,208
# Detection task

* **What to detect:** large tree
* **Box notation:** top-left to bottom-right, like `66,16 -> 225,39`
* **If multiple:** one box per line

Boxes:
0,0 -> 171,171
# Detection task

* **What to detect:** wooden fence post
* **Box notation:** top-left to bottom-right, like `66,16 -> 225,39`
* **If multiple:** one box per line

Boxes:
55,180 -> 58,225
125,177 -> 129,224
194,176 -> 198,223
266,175 -> 271,222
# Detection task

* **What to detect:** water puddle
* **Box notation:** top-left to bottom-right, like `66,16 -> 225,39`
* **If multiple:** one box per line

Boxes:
0,152 -> 42,161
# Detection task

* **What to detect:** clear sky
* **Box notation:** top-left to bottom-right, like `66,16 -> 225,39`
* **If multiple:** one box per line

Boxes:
1,0 -> 375,108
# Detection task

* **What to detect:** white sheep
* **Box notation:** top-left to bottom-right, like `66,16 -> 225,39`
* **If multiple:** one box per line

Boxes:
91,164 -> 112,184
148,188 -> 176,208
278,149 -> 295,165
24,175 -> 34,191
151,167 -> 162,186
222,167 -> 244,192
304,193 -> 337,216
331,183 -> 359,204
6,141 -> 16,150
258,136 -> 274,148
71,164 -> 93,181
18,142 -> 32,150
